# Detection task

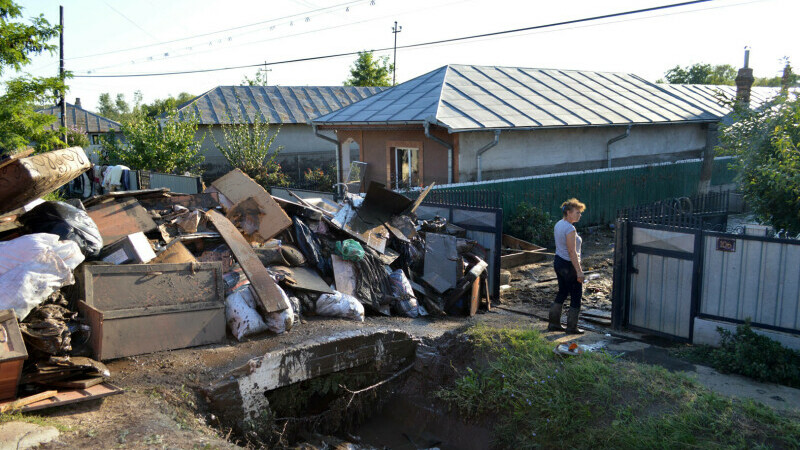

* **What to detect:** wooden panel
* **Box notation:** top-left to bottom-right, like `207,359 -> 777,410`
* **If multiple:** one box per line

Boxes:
137,193 -> 220,211
0,147 -> 90,215
0,310 -> 27,401
206,210 -> 289,313
150,240 -> 197,264
87,199 -> 157,246
0,383 -> 123,413
210,169 -> 291,241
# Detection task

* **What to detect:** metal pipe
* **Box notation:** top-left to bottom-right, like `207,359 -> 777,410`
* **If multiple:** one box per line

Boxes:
476,130 -> 501,182
424,120 -> 453,184
606,124 -> 632,168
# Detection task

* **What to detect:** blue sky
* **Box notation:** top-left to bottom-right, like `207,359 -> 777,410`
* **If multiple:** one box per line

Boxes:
8,0 -> 797,112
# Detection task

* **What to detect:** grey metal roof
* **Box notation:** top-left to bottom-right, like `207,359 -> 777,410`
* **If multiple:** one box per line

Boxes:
174,85 -> 387,125
36,103 -> 121,133
313,64 -> 784,131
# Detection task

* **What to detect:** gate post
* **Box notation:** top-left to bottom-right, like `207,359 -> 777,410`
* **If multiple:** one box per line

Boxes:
611,219 -> 629,330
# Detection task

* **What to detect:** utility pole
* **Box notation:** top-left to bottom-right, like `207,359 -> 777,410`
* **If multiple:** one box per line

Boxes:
261,60 -> 272,85
392,21 -> 402,85
59,5 -> 67,144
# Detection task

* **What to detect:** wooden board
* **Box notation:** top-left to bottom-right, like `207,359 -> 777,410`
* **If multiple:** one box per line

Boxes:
0,383 -> 123,413
137,192 -> 220,211
501,234 -> 548,269
0,147 -> 91,215
0,310 -> 27,401
87,199 -> 157,247
83,188 -> 171,208
331,255 -> 357,296
211,169 -> 291,241
469,277 -> 480,316
206,210 -> 289,313
151,240 -> 197,264
271,266 -> 334,295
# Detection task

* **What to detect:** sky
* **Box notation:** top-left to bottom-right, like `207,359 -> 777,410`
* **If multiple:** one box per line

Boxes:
7,0 -> 799,112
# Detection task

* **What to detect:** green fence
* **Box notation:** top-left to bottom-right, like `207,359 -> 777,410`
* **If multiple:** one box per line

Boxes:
411,157 -> 737,227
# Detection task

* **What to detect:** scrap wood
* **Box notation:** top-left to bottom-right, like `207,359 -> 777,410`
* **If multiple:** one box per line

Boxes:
331,254 -> 357,296
407,182 -> 435,214
210,169 -> 291,241
270,266 -> 334,294
273,196 -> 323,221
286,189 -> 333,218
83,188 -> 170,208
206,210 -> 289,313
86,198 -> 157,246
0,383 -> 123,413
137,192 -> 220,211
151,240 -> 197,264
0,390 -> 57,413
0,148 -> 34,172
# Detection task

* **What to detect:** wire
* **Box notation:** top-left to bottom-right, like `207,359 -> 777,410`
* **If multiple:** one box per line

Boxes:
102,2 -> 160,43
74,0 -> 714,78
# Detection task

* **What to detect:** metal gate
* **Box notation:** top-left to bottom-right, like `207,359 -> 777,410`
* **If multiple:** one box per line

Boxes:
617,222 -> 701,340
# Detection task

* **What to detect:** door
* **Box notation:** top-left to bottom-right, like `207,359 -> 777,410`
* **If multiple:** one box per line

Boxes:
627,224 -> 699,340
392,147 -> 420,189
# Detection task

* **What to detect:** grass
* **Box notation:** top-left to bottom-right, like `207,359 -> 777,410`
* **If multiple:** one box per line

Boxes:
437,325 -> 800,449
0,411 -> 71,432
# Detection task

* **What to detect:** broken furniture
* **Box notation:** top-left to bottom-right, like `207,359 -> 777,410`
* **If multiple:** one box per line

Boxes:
86,198 -> 157,247
76,262 -> 226,360
0,310 -> 27,400
500,234 -> 547,269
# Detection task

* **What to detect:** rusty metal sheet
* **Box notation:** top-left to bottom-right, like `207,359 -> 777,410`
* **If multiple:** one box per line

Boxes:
87,199 -> 157,246
206,210 -> 289,313
0,383 -> 123,413
0,147 -> 91,215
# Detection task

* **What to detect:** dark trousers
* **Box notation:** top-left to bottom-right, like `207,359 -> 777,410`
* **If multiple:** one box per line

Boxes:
553,255 -> 582,308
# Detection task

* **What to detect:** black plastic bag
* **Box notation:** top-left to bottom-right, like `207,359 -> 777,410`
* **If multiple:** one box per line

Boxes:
20,201 -> 103,257
293,217 -> 331,276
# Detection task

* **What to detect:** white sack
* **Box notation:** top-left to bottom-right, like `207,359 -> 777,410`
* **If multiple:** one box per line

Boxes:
0,233 -> 84,319
316,290 -> 365,322
225,286 -> 268,340
264,285 -> 294,334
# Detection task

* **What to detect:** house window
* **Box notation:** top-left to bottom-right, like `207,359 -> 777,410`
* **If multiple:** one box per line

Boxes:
393,147 -> 420,189
91,134 -> 101,145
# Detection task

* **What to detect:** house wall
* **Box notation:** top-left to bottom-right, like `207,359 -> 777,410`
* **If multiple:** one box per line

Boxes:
457,123 -> 709,182
197,123 -> 353,180
334,126 -> 456,188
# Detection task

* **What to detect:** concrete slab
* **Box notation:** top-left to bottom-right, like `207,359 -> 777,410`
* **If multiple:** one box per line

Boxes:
0,421 -> 59,450
693,317 -> 800,351
689,364 -> 800,412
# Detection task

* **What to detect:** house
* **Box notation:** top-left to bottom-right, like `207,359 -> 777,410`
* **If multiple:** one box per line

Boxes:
312,64 -> 780,189
172,86 -> 386,179
36,98 -> 122,162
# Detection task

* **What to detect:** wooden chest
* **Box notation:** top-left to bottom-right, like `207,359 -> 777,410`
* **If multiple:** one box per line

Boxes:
77,262 -> 226,360
0,310 -> 27,400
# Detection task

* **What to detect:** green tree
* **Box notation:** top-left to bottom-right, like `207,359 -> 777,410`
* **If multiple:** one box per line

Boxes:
210,109 -> 289,187
100,109 -> 204,174
343,51 -> 393,87
0,0 -> 66,153
661,63 -> 736,85
138,92 -> 195,118
716,93 -> 800,234
242,68 -> 270,86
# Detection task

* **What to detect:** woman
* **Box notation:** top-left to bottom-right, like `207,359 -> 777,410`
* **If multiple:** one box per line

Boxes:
548,198 -> 586,334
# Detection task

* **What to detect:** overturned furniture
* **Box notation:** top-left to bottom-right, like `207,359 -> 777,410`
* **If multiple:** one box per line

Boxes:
77,262 -> 226,360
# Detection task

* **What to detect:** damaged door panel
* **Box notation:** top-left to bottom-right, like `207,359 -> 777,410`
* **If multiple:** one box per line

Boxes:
87,199 -> 157,246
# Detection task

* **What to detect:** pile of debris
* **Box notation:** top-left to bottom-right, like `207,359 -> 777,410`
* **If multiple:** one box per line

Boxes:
0,147 -> 493,413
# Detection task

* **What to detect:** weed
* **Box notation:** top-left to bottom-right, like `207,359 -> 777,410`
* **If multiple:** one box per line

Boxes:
506,203 -> 555,248
0,412 -> 70,432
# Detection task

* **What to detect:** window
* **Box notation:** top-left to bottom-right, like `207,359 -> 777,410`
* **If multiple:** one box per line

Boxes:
393,147 -> 419,189
91,134 -> 101,145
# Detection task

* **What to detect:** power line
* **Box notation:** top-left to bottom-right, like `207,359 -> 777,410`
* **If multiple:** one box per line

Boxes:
102,1 -> 160,43
74,0 -> 714,79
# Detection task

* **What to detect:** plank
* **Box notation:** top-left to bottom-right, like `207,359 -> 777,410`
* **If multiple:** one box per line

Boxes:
150,240 -> 197,264
0,390 -> 57,413
206,210 -> 289,313
210,169 -> 291,241
137,192 -> 220,211
87,198 -> 157,246
271,266 -> 334,295
0,383 -> 123,413
331,255 -> 357,296
83,188 -> 170,208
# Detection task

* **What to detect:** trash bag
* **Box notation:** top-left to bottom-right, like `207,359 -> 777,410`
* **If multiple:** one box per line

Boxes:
19,201 -> 103,258
264,285 -> 294,334
0,233 -> 84,320
225,285 -> 268,341
293,216 -> 330,276
389,269 -> 427,318
353,251 -> 393,315
335,239 -> 365,261
316,291 -> 365,322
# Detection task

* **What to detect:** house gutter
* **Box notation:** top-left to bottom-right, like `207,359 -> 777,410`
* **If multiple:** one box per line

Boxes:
606,124 -> 632,168
476,130 -> 501,182
424,120 -> 454,184
312,123 -> 343,185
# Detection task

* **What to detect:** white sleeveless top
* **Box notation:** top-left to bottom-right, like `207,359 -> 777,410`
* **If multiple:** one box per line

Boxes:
554,219 -> 581,261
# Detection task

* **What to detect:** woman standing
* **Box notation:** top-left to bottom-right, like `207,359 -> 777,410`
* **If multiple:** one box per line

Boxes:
548,198 -> 586,334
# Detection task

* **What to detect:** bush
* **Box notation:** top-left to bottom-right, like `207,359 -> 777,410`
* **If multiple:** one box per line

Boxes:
299,165 -> 336,192
506,202 -> 555,247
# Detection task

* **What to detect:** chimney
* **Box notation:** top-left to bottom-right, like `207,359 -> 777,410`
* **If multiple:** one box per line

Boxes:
75,98 -> 82,108
735,47 -> 754,107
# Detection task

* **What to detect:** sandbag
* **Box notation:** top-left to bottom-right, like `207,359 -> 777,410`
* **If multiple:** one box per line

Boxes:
264,285 -> 294,334
316,291 -> 365,322
225,286 -> 268,341
0,233 -> 84,319
19,201 -> 103,257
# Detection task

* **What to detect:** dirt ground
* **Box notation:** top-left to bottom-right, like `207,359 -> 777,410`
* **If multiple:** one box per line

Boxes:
28,229 -> 617,449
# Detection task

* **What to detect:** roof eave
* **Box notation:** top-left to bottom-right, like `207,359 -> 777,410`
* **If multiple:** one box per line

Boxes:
448,118 -> 722,133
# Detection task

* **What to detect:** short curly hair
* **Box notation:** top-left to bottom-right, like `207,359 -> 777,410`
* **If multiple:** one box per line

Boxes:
561,198 -> 586,216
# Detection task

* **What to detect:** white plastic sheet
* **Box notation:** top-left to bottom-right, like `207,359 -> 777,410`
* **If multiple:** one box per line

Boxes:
0,233 -> 84,319
316,290 -> 365,322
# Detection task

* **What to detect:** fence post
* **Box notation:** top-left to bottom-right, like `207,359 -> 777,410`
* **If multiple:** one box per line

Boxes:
610,219 -> 629,330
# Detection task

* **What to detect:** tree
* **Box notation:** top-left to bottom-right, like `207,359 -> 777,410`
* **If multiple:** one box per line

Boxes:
210,108 -> 288,188
0,0 -> 66,154
661,63 -> 736,85
242,68 -> 270,86
138,92 -> 195,118
100,109 -> 204,174
343,51 -> 393,87
716,93 -> 800,234
98,91 -> 194,120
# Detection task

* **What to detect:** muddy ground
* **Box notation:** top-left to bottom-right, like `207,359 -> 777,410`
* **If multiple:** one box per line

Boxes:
31,229 -> 617,449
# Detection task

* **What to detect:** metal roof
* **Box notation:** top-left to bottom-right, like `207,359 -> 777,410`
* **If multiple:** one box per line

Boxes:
174,85 -> 387,125
313,64 -> 784,131
36,103 -> 121,133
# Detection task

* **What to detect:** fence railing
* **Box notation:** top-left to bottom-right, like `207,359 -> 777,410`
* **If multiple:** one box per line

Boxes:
616,191 -> 735,231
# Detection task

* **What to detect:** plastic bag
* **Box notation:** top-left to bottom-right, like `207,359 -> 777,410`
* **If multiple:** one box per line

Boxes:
316,291 -> 365,322
293,217 -> 330,276
389,269 -> 427,318
335,239 -> 365,261
225,286 -> 268,340
19,201 -> 103,258
264,285 -> 294,334
0,233 -> 84,320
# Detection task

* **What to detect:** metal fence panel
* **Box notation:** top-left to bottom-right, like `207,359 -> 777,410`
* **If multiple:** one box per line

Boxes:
629,252 -> 694,339
148,173 -> 202,194
701,234 -> 800,332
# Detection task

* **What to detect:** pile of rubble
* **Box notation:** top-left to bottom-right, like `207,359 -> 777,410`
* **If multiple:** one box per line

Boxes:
0,147 -> 492,413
